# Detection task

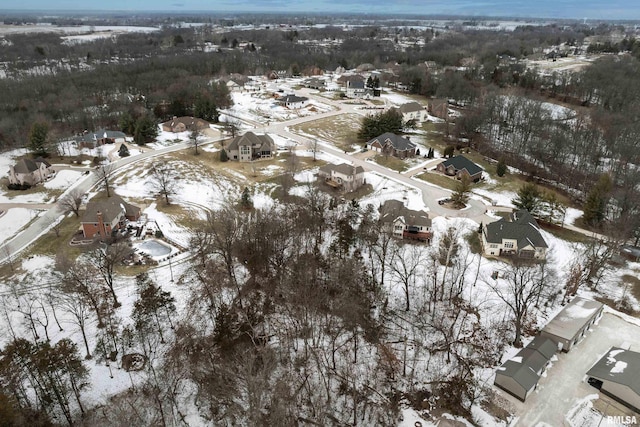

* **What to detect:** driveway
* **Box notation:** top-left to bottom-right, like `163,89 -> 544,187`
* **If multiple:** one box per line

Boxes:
496,311 -> 640,426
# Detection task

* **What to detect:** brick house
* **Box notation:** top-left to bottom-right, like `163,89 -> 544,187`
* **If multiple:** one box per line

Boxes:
81,195 -> 141,239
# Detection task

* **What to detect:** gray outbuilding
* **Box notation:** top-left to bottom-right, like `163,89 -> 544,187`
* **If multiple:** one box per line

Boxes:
494,336 -> 557,401
540,297 -> 604,352
586,347 -> 640,413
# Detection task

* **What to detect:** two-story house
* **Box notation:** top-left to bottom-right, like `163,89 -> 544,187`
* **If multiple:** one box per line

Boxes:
396,102 -> 428,123
482,210 -> 548,259
379,199 -> 432,243
317,163 -> 365,192
81,195 -> 141,239
8,158 -> 54,187
226,132 -> 277,162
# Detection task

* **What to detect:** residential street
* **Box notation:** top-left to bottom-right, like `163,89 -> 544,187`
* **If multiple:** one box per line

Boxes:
0,92 -> 598,262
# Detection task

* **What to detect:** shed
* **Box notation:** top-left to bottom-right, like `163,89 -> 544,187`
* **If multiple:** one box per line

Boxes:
494,360 -> 539,402
540,297 -> 603,352
586,347 -> 640,413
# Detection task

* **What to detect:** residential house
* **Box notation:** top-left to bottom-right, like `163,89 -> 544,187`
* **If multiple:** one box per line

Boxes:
278,95 -> 309,109
8,158 -> 54,187
75,129 -> 127,149
317,163 -> 365,192
81,195 -> 141,239
586,347 -> 640,413
366,133 -> 416,159
337,74 -> 364,87
226,132 -> 277,162
161,117 -> 210,133
346,81 -> 367,99
429,98 -> 449,120
494,336 -> 556,402
304,77 -> 326,90
540,297 -> 603,352
396,102 -> 428,123
436,155 -> 484,182
482,209 -> 548,259
379,199 -> 432,243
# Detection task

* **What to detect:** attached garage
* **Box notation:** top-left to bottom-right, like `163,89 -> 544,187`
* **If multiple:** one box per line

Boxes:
540,297 -> 604,352
586,347 -> 640,413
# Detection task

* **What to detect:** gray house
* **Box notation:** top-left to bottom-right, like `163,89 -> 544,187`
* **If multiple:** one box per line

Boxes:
317,163 -> 365,192
586,347 -> 640,413
540,297 -> 604,352
494,336 -> 556,401
482,210 -> 548,260
226,132 -> 277,162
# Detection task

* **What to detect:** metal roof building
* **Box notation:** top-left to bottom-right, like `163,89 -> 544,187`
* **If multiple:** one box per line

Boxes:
540,297 -> 604,352
586,347 -> 640,413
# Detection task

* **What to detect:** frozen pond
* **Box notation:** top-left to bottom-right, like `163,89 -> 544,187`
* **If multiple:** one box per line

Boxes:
135,239 -> 172,258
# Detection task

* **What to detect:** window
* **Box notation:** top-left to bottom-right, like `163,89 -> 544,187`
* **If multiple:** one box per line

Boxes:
240,146 -> 250,155
490,244 -> 498,248
504,242 -> 514,249
394,225 -> 403,230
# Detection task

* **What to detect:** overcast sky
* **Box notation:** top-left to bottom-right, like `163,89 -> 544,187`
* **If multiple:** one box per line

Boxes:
4,0 -> 640,20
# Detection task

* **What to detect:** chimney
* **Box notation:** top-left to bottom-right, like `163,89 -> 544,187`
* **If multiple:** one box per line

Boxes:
97,211 -> 106,238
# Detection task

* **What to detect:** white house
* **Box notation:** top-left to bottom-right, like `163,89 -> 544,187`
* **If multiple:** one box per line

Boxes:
278,95 -> 309,109
482,210 -> 548,259
8,158 -> 54,187
317,163 -> 365,192
397,102 -> 428,123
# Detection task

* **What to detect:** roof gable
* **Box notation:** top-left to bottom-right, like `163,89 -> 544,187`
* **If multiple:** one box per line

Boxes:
441,155 -> 484,176
497,360 -> 539,391
484,209 -> 548,248
379,200 -> 431,228
82,195 -> 139,224
399,102 -> 424,113
367,133 -> 416,152
587,347 -> 640,396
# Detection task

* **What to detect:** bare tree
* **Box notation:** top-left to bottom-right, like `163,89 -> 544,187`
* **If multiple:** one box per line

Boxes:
390,243 -> 426,311
58,291 -> 93,359
87,241 -> 132,308
58,188 -> 85,217
148,162 -> 178,206
489,261 -> 547,347
96,163 -> 115,198
188,127 -> 201,155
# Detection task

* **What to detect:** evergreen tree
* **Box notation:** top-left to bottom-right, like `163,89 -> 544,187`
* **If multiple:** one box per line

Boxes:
496,158 -> 507,177
29,122 -> 49,156
220,149 -> 229,162
450,174 -> 471,208
583,173 -> 612,227
118,144 -> 130,157
512,182 -> 542,215
133,115 -> 158,146
241,187 -> 253,210
357,108 -> 403,140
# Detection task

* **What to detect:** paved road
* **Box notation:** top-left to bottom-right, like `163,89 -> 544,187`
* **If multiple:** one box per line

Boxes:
0,90 -> 601,262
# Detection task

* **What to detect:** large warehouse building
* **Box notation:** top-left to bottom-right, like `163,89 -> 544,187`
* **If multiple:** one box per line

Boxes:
586,347 -> 640,413
540,297 -> 604,352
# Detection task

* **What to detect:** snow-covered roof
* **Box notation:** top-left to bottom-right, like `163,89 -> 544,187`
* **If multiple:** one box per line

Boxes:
587,347 -> 640,395
542,297 -> 603,342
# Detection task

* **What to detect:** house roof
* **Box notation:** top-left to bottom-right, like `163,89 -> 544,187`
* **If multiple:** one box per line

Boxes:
399,102 -> 425,114
587,347 -> 640,396
379,199 -> 431,228
279,95 -> 308,104
367,133 -> 416,152
319,163 -> 364,176
542,297 -> 603,341
484,209 -> 548,250
338,74 -> 365,84
13,158 -> 49,174
161,116 -> 210,131
526,336 -> 557,360
496,359 -> 539,392
81,195 -> 140,224
304,77 -> 325,86
441,155 -> 484,176
75,129 -> 126,144
227,132 -> 276,152
347,80 -> 365,89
